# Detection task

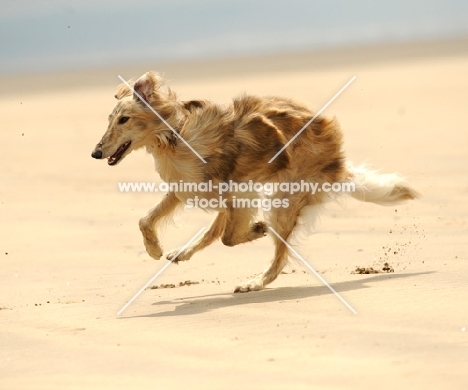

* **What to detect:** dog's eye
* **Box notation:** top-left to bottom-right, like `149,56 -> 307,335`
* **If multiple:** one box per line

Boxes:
119,116 -> 130,125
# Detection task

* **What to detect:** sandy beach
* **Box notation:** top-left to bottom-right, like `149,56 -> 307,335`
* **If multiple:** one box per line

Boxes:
1,39 -> 468,389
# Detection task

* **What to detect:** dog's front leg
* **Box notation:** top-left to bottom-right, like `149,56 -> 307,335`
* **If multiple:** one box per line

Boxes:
139,192 -> 181,260
166,211 -> 227,262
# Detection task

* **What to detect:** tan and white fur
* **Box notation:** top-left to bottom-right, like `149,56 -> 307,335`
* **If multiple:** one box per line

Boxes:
91,71 -> 419,292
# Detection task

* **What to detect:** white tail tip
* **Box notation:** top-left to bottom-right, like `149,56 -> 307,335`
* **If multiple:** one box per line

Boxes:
346,162 -> 420,206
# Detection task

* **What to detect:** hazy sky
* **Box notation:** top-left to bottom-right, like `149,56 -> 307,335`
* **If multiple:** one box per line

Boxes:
1,0 -> 467,74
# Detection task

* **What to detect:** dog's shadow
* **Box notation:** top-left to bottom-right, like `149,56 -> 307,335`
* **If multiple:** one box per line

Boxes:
121,271 -> 433,319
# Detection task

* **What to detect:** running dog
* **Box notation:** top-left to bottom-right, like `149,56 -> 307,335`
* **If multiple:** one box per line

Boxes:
91,71 -> 419,292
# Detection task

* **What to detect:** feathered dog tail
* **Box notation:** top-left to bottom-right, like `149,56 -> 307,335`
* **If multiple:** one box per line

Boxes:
346,162 -> 420,206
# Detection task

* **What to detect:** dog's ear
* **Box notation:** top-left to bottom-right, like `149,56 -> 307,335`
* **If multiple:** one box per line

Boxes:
133,72 -> 158,105
114,82 -> 133,100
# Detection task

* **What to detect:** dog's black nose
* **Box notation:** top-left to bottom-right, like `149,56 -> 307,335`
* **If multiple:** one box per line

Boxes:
91,149 -> 103,159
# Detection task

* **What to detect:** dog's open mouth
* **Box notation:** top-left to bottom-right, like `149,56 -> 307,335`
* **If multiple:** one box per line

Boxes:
108,141 -> 132,166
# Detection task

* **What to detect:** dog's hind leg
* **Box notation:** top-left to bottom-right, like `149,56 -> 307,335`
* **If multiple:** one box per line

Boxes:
234,193 -> 308,292
221,206 -> 268,247
166,211 -> 227,262
139,192 -> 181,260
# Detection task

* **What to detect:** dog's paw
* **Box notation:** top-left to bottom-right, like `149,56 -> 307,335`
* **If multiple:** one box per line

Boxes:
234,277 -> 264,293
143,238 -> 163,260
252,221 -> 268,236
240,221 -> 268,244
166,248 -> 192,263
